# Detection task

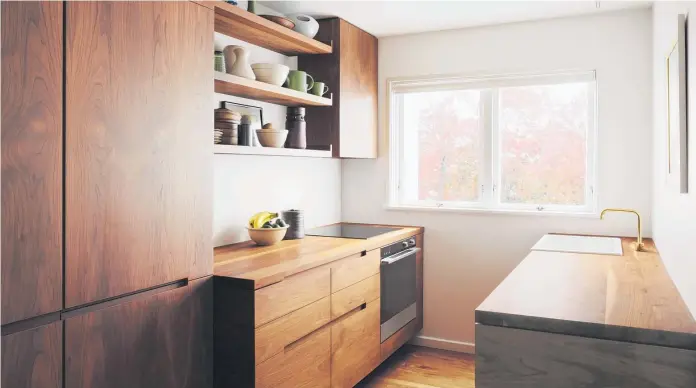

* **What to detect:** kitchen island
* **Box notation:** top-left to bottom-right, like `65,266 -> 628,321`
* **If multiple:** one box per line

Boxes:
475,237 -> 696,387
213,223 -> 424,388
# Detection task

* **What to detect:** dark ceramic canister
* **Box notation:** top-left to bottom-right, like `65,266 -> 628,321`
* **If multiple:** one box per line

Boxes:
285,107 -> 307,149
238,114 -> 254,146
238,123 -> 252,146
281,209 -> 305,239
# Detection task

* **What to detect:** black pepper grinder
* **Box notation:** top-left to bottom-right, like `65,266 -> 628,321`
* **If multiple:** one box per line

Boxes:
285,107 -> 306,149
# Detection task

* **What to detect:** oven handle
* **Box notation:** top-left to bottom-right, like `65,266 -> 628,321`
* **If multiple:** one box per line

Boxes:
380,247 -> 420,265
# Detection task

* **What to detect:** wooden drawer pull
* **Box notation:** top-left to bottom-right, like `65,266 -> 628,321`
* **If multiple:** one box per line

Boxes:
284,303 -> 367,351
332,302 -> 367,323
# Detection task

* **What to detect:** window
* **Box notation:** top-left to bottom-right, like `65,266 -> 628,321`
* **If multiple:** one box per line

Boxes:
388,71 -> 597,214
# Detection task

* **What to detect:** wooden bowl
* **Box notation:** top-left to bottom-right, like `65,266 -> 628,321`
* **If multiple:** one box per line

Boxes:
260,15 -> 295,30
247,226 -> 288,246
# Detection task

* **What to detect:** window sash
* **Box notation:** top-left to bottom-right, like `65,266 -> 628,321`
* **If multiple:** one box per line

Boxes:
388,71 -> 598,214
390,70 -> 596,94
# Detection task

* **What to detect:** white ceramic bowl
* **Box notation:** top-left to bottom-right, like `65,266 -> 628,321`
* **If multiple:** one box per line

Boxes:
251,63 -> 290,86
286,14 -> 319,39
247,226 -> 288,246
256,129 -> 288,148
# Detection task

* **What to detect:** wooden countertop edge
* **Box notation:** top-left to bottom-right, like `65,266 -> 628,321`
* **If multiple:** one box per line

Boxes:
474,310 -> 696,351
475,236 -> 696,348
213,224 -> 424,289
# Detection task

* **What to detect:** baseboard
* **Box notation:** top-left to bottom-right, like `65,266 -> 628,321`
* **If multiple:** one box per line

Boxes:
410,335 -> 475,354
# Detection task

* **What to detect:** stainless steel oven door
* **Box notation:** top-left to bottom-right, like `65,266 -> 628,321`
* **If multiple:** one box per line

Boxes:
380,247 -> 419,343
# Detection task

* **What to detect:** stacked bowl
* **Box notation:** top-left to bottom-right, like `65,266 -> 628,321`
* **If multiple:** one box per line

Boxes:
251,63 -> 290,86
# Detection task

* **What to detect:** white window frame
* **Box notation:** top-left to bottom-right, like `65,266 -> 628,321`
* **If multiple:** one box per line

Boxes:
387,70 -> 598,216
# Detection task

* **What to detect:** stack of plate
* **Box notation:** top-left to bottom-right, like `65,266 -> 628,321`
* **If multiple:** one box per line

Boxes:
215,124 -> 239,145
215,106 -> 242,145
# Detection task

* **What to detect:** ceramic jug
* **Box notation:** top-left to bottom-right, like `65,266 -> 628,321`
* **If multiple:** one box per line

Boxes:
223,45 -> 255,80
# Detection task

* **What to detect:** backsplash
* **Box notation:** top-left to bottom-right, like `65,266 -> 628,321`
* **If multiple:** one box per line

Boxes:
213,154 -> 341,246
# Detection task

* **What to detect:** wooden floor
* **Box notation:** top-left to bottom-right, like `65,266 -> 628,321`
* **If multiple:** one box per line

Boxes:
358,345 -> 475,388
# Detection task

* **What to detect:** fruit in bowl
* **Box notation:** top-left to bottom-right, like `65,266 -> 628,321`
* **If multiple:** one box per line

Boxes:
247,211 -> 289,246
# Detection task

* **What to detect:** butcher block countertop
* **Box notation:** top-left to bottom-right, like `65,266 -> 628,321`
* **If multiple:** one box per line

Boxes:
214,223 -> 423,290
476,237 -> 696,350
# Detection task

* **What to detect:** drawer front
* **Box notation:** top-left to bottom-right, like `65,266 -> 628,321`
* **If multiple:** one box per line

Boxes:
255,266 -> 330,327
331,274 -> 380,320
331,300 -> 381,388
255,296 -> 331,365
331,249 -> 380,292
256,325 -> 331,388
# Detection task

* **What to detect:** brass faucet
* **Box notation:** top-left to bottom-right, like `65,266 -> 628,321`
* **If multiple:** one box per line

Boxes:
600,208 -> 645,251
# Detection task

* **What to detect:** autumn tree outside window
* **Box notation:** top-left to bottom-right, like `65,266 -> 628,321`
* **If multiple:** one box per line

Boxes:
387,71 -> 597,215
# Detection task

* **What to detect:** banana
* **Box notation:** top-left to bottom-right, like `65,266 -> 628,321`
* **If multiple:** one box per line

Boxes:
248,211 -> 278,229
255,214 -> 273,229
248,212 -> 264,227
249,212 -> 268,228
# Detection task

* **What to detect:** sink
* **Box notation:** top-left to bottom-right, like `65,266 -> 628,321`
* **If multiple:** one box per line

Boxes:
531,234 -> 623,256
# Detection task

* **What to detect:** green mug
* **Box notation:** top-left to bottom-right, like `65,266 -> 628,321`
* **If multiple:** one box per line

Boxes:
287,70 -> 314,93
310,81 -> 329,96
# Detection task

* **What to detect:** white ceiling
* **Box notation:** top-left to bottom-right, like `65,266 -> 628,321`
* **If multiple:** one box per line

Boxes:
261,1 -> 651,37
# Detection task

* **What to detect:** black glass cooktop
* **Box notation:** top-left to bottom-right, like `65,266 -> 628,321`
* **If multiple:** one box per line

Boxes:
306,224 -> 401,239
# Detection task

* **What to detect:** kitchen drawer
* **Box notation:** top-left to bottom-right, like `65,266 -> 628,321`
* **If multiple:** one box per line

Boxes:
255,266 -> 330,327
331,274 -> 380,320
256,325 -> 331,388
331,249 -> 380,292
331,300 -> 381,388
255,296 -> 331,364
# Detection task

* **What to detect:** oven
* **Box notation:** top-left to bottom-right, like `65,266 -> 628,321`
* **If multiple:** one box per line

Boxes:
380,237 -> 419,343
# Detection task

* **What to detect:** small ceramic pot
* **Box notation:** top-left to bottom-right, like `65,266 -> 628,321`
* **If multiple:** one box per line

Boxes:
286,13 -> 319,39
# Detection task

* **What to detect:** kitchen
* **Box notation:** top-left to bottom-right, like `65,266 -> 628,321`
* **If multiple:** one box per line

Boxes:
2,1 -> 696,388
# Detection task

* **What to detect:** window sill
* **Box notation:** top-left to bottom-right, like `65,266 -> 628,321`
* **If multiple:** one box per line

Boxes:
384,204 -> 599,218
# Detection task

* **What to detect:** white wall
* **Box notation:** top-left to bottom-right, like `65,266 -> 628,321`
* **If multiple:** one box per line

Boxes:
342,9 -> 653,350
652,2 -> 696,315
213,6 -> 341,247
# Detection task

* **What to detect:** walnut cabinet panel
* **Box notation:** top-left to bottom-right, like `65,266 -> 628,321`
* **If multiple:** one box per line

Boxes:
65,0 -> 213,308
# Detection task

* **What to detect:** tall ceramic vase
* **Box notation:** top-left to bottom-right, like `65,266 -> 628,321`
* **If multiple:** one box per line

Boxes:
223,45 -> 255,80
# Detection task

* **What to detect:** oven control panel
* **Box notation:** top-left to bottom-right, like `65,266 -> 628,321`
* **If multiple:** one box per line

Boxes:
381,237 -> 417,258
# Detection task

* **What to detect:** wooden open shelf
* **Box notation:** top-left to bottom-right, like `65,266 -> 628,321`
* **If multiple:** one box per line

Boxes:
213,1 -> 332,56
214,144 -> 333,158
215,71 -> 332,107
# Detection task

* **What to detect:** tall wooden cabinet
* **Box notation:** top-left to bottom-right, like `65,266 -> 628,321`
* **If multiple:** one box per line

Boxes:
1,0 -> 63,326
1,322 -> 62,388
299,18 -> 378,159
65,0 -> 213,307
2,2 -> 214,387
65,278 -> 213,388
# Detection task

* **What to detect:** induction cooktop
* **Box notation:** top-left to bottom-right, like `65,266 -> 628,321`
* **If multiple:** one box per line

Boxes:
306,224 -> 401,239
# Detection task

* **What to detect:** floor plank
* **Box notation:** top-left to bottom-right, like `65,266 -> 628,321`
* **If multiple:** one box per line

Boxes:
358,345 -> 475,388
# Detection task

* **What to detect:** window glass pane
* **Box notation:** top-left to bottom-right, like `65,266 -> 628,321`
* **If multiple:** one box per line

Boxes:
401,90 -> 482,203
498,82 -> 589,206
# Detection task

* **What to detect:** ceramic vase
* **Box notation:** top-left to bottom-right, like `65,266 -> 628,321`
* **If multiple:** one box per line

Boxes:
286,13 -> 319,39
223,45 -> 255,80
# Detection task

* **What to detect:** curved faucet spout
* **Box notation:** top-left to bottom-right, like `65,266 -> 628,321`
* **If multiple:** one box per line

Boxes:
599,208 -> 644,251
